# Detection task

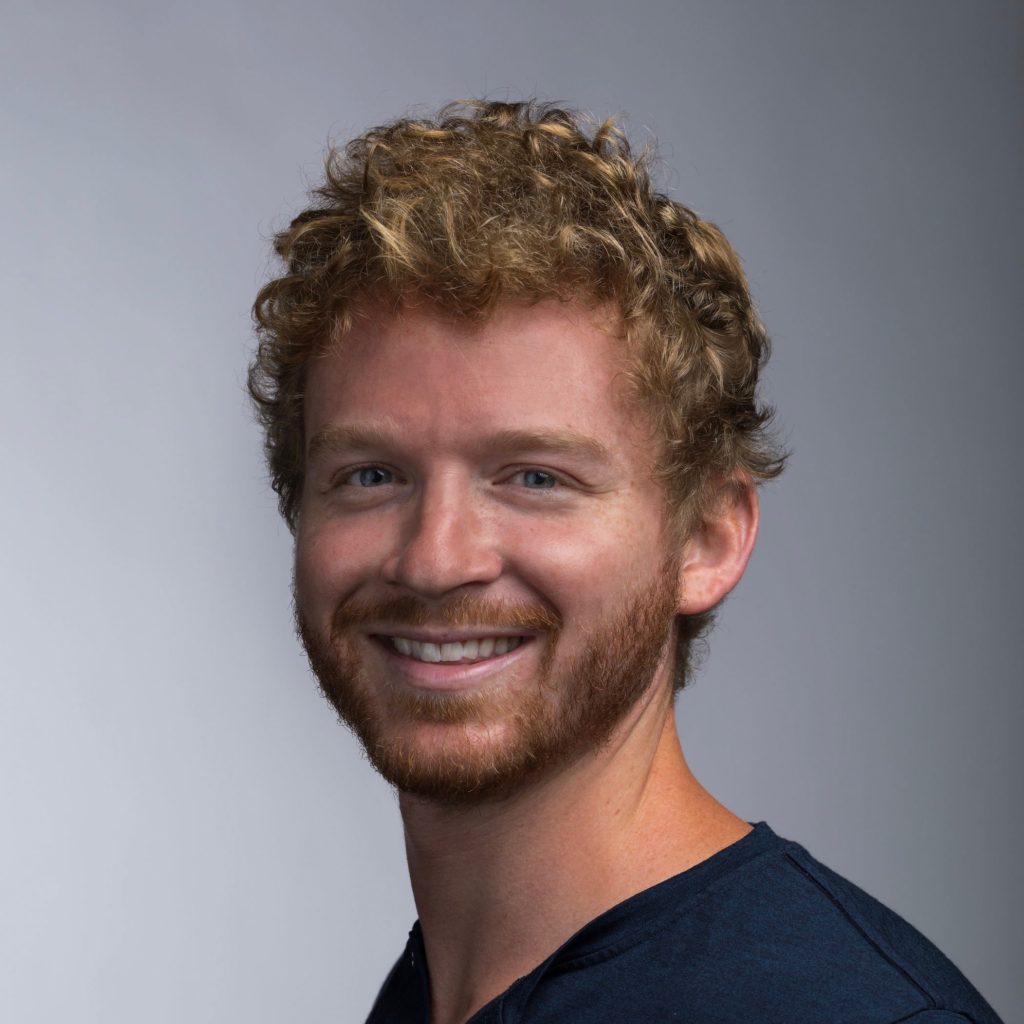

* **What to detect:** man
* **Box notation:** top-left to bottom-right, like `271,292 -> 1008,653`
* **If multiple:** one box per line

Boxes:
249,101 -> 1002,1024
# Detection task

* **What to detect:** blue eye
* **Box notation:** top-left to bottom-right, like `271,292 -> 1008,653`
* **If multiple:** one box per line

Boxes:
351,466 -> 393,487
520,469 -> 557,489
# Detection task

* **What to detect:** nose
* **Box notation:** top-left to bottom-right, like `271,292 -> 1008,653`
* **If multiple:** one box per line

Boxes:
384,475 -> 503,597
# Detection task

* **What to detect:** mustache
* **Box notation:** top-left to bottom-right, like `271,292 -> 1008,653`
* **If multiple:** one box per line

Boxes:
330,593 -> 562,637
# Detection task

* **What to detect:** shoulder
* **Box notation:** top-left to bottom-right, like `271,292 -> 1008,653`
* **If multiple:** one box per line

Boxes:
648,826 -> 1004,1023
766,836 -> 994,1017
514,824 -> 1004,1024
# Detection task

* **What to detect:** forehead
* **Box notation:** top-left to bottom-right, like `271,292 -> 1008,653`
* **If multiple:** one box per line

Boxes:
303,299 -> 654,456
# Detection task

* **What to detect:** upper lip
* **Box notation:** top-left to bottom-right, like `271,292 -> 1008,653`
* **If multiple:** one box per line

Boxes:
367,627 -> 534,643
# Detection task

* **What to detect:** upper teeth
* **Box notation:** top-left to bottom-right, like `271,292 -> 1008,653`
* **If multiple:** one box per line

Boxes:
389,636 -> 522,663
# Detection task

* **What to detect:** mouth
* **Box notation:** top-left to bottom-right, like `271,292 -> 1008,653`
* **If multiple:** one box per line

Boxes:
383,635 -> 525,664
362,618 -> 544,692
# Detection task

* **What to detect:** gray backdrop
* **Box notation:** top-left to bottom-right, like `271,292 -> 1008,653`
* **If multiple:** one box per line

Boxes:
2,1 -> 1021,1021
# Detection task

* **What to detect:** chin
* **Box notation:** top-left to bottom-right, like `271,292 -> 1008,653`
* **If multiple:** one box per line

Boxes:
352,690 -> 562,804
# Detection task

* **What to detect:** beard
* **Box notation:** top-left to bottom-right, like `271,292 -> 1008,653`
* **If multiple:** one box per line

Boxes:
295,564 -> 680,805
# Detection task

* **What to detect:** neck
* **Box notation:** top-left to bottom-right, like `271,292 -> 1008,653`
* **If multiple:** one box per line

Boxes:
398,683 -> 750,1024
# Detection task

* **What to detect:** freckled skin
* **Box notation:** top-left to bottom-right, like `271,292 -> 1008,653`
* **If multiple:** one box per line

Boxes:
294,299 -> 679,792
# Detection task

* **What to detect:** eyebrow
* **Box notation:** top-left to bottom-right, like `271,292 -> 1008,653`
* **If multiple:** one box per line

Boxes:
307,423 -> 402,461
306,423 -> 612,464
484,428 -> 611,463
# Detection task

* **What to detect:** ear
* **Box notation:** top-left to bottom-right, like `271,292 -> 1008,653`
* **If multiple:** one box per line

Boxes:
677,475 -> 760,614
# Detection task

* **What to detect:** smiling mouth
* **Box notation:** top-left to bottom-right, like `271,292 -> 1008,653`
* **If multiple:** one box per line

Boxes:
382,636 -> 526,664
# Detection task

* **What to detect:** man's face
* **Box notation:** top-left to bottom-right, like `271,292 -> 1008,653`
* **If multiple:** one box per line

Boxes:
294,299 -> 683,803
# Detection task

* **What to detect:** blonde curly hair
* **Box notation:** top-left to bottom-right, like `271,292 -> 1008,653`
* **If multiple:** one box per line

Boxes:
251,100 -> 783,611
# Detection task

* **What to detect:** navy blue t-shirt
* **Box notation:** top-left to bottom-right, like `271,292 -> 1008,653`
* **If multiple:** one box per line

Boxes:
366,823 -> 1003,1023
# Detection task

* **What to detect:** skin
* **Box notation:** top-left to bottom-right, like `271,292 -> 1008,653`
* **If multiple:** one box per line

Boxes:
294,298 -> 759,1024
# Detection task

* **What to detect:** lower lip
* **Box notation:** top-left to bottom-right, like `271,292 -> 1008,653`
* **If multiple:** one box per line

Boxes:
371,636 -> 535,691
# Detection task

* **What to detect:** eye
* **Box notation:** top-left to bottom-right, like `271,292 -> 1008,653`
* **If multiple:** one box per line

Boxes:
516,469 -> 559,490
345,465 -> 395,487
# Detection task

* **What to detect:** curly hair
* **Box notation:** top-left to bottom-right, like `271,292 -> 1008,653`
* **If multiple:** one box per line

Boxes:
249,99 -> 785,687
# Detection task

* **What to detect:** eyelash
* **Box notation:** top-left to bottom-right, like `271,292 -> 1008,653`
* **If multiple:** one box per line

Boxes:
508,468 -> 560,490
345,465 -> 396,487
332,465 -> 569,492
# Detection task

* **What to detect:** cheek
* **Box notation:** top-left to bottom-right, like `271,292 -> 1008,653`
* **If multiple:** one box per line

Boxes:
293,519 -> 388,623
506,511 -> 664,619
